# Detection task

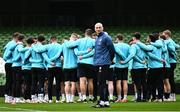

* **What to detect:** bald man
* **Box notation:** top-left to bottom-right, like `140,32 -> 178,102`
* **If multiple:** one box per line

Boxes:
92,23 -> 115,108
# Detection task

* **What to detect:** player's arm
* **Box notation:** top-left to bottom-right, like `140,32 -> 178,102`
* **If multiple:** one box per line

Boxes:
134,56 -> 146,64
79,49 -> 95,60
106,36 -> 115,62
122,45 -> 136,64
66,40 -> 78,48
167,42 -> 176,52
150,40 -> 163,48
23,49 -> 31,64
115,47 -> 126,60
12,45 -> 23,61
32,44 -> 47,53
50,46 -> 63,61
136,42 -> 153,51
74,48 -> 89,56
147,52 -> 164,62
42,52 -> 54,65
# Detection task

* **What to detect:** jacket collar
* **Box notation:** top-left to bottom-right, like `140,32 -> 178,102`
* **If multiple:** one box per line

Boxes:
97,32 -> 104,37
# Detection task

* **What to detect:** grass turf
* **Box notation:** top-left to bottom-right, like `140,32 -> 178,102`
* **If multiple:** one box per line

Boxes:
0,95 -> 180,111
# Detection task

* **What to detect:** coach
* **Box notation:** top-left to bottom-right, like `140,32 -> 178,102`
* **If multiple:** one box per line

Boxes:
93,23 -> 115,108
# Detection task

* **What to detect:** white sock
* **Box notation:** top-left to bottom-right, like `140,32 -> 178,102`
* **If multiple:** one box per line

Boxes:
118,95 -> 121,100
66,94 -> 69,102
172,93 -> 176,99
4,94 -> 8,100
44,94 -> 48,100
61,94 -> 65,100
38,94 -> 44,101
65,94 -> 68,101
80,94 -> 83,100
71,95 -> 74,102
135,92 -> 138,99
68,94 -> 71,102
82,95 -> 86,100
89,95 -> 94,100
78,93 -> 82,99
31,95 -> 35,101
109,94 -> 113,100
123,95 -> 127,100
5,95 -> 8,101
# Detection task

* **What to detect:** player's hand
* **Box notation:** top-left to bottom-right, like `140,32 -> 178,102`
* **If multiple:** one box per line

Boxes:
111,61 -> 115,64
131,40 -> 137,44
120,61 -> 125,64
87,48 -> 92,52
141,60 -> 146,64
79,56 -> 83,60
51,62 -> 56,66
161,59 -> 166,64
60,56 -> 64,61
17,42 -> 23,44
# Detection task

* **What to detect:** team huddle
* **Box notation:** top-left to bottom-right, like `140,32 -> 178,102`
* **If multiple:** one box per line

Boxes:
3,23 -> 179,108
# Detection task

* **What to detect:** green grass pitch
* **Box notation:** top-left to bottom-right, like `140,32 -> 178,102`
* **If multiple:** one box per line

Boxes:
0,95 -> 180,111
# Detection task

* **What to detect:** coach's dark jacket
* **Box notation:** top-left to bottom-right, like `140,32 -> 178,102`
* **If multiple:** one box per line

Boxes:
93,32 -> 115,66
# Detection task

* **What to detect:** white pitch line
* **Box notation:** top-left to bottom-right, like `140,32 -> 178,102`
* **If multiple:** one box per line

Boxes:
0,106 -> 42,111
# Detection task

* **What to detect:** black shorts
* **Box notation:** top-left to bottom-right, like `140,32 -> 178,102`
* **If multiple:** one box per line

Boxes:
43,69 -> 49,80
107,68 -> 114,81
131,68 -> 147,82
78,64 -> 95,79
61,70 -> 65,82
96,65 -> 113,82
48,67 -> 63,81
114,67 -> 128,80
64,68 -> 77,82
163,68 -> 170,79
130,69 -> 135,82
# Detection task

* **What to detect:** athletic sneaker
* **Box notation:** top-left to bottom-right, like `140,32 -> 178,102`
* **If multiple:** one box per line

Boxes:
157,99 -> 163,102
109,99 -> 114,103
25,99 -> 31,103
115,99 -> 122,103
121,99 -> 128,103
44,94 -> 49,102
82,99 -> 87,103
66,100 -> 70,103
4,95 -> 9,103
170,94 -> 176,102
70,100 -> 77,103
77,98 -> 82,102
56,100 -> 60,103
5,98 -> 11,103
60,99 -> 65,103
134,99 -> 142,102
92,103 -> 104,108
89,99 -> 94,103
11,99 -> 16,105
49,100 -> 53,103
172,98 -> 176,102
164,98 -> 171,102
104,101 -> 110,107
104,104 -> 110,108
131,98 -> 136,102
